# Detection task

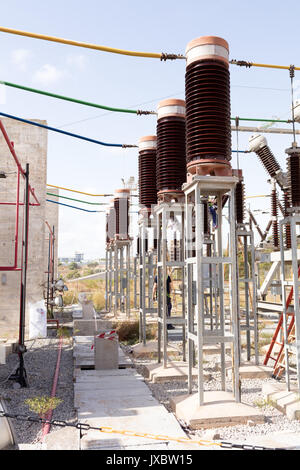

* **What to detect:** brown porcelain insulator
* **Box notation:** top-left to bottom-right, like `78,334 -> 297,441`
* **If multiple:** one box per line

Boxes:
286,148 -> 300,207
283,191 -> 291,249
156,99 -> 186,193
114,189 -> 130,239
185,37 -> 231,173
203,200 -> 209,234
271,188 -> 279,248
235,181 -> 245,224
138,136 -> 157,208
107,201 -> 116,240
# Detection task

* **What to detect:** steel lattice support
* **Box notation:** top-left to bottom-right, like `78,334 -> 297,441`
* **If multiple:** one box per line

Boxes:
138,215 -> 156,345
106,239 -> 131,317
279,214 -> 300,392
184,175 -> 241,406
155,201 -> 186,367
236,225 -> 259,364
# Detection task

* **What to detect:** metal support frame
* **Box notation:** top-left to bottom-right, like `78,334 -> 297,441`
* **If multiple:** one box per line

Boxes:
155,202 -> 186,367
279,213 -> 300,392
139,215 -> 156,346
236,225 -> 259,364
106,239 -> 131,317
183,175 -> 241,406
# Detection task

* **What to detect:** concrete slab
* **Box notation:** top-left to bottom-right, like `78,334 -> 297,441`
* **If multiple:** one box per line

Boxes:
131,340 -> 180,359
44,426 -> 80,450
226,364 -> 273,379
75,367 -> 204,450
144,361 -> 210,383
262,382 -> 300,420
241,431 -> 300,450
170,391 -> 265,429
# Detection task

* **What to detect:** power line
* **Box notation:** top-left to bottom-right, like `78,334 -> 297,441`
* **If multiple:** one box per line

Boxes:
0,111 -> 137,148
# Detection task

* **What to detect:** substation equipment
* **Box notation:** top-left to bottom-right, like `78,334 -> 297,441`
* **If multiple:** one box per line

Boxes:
154,99 -> 187,365
105,189 -> 131,317
138,136 -> 158,345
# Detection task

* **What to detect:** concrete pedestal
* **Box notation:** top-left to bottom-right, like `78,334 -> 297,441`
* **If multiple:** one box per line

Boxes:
144,361 -> 210,383
170,391 -> 264,429
94,334 -> 118,370
262,382 -> 300,420
226,364 -> 273,379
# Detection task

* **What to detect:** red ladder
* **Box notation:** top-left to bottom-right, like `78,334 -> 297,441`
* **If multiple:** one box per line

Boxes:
263,266 -> 300,370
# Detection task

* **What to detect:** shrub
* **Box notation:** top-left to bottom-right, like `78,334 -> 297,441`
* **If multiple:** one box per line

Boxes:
25,396 -> 62,418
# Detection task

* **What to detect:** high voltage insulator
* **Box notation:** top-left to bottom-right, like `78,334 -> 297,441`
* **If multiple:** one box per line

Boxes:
233,170 -> 245,224
156,99 -> 186,198
138,136 -> 157,210
107,199 -> 116,241
248,135 -> 284,188
286,146 -> 300,208
283,190 -> 291,249
271,181 -> 279,248
185,36 -> 232,176
114,189 -> 130,240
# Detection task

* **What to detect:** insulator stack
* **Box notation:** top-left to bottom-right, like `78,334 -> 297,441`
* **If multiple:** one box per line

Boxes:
114,189 -> 130,240
156,99 -> 186,197
249,135 -> 281,178
283,190 -> 291,249
271,184 -> 279,248
185,36 -> 232,177
286,147 -> 300,208
233,169 -> 245,224
138,136 -> 157,211
107,199 -> 116,241
203,200 -> 210,235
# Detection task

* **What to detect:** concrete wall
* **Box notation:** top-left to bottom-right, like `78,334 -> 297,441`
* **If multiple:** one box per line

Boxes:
0,118 -> 50,340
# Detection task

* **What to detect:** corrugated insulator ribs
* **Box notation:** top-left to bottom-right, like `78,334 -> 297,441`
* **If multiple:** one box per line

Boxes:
286,147 -> 300,207
271,186 -> 279,248
235,181 -> 245,224
114,189 -> 130,239
283,191 -> 291,249
156,99 -> 186,194
138,136 -> 157,209
185,36 -> 232,176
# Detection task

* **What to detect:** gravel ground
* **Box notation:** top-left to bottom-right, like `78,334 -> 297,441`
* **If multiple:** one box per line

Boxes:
123,343 -> 300,445
0,335 -> 76,448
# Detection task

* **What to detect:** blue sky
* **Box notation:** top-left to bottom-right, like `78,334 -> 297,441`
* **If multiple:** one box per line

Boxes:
0,0 -> 299,258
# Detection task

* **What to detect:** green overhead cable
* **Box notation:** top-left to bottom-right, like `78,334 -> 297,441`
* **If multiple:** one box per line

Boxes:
0,79 -> 155,115
46,192 -> 107,206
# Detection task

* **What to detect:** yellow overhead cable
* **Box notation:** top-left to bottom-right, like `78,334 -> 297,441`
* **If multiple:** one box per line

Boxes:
47,184 -> 113,197
230,59 -> 300,72
0,27 -> 183,60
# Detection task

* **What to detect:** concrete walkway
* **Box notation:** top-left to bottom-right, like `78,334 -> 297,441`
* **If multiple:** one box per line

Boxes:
74,368 -> 212,450
72,339 -> 220,450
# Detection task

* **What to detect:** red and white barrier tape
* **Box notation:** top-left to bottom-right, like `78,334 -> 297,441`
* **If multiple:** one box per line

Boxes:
91,330 -> 118,349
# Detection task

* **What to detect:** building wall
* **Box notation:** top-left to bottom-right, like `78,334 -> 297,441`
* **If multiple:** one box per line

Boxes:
0,118 -> 49,340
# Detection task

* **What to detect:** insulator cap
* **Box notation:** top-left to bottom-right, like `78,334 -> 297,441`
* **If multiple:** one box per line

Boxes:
157,99 -> 186,119
185,36 -> 229,67
248,134 -> 267,153
138,135 -> 157,151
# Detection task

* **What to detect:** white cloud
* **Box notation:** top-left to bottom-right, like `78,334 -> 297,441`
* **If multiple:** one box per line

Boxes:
32,64 -> 65,86
66,54 -> 87,70
11,49 -> 33,70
